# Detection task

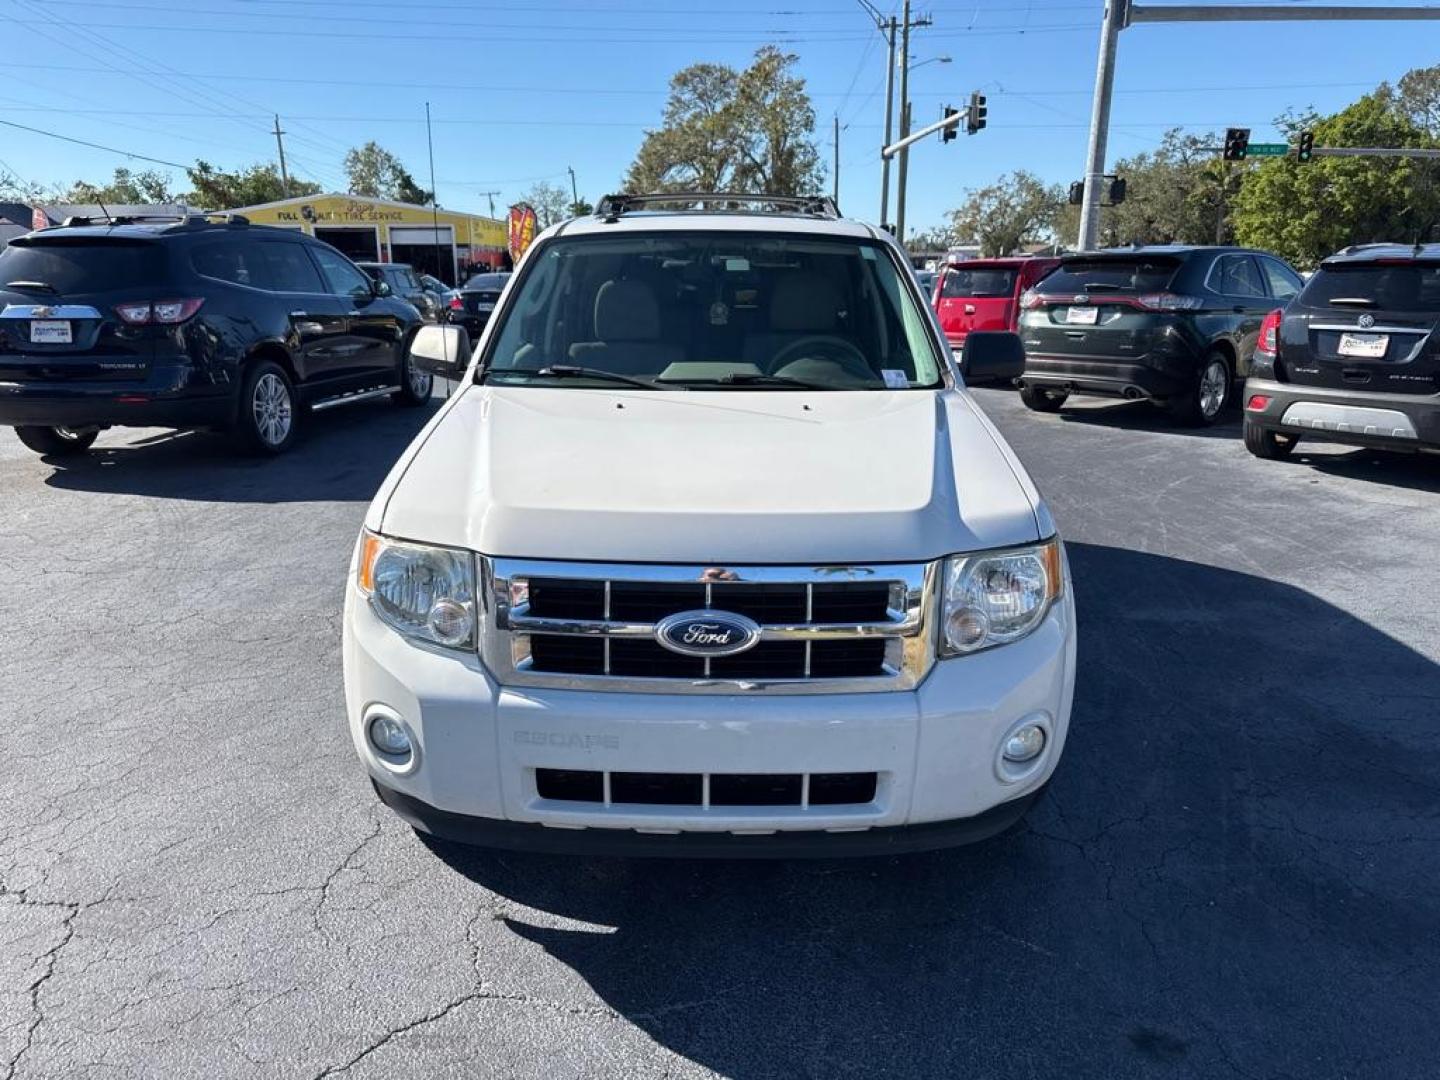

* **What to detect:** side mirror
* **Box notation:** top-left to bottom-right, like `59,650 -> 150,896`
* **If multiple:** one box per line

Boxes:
959,331 -> 1025,384
409,323 -> 472,380
373,279 -> 393,298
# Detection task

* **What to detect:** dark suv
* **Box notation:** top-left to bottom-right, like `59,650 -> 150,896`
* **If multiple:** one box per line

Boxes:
356,261 -> 440,322
0,214 -> 429,456
1016,246 -> 1304,425
1243,243 -> 1439,460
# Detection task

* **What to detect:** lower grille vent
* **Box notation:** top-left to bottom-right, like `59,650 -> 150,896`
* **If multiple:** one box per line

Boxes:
536,769 -> 879,808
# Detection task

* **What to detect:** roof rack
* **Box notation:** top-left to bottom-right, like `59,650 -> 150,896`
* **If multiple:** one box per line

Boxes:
594,191 -> 840,223
57,211 -> 250,228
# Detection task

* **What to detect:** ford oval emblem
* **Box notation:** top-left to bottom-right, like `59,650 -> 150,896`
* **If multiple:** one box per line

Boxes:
654,610 -> 761,657
1357,313 -> 1375,329
1074,294 -> 1088,305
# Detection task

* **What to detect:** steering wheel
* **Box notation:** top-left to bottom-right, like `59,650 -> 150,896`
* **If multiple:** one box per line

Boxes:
769,335 -> 876,383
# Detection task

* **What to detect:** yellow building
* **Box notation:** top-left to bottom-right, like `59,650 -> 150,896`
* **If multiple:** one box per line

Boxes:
233,193 -> 507,285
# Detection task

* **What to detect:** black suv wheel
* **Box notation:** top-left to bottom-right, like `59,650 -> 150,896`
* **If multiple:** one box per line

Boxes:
14,425 -> 100,457
1243,419 -> 1299,459
392,343 -> 434,406
235,360 -> 298,454
1019,385 -> 1068,413
1168,350 -> 1233,427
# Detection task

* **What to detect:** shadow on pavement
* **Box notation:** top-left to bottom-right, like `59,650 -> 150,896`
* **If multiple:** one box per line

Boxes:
424,542 -> 1440,1079
1285,444 -> 1440,494
1052,395 -> 1245,440
37,397 -> 441,503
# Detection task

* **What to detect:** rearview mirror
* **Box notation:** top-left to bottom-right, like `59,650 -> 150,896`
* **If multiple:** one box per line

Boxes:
409,323 -> 472,381
959,331 -> 1025,384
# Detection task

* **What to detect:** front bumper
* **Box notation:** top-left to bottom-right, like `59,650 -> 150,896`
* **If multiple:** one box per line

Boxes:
1244,377 -> 1440,451
342,575 -> 1077,856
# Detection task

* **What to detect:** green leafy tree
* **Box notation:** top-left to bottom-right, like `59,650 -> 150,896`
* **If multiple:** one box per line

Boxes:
625,46 -> 823,195
1233,91 -> 1440,266
343,141 -> 433,204
520,180 -> 570,227
947,170 -> 1063,256
569,198 -> 594,216
0,168 -> 45,202
1392,63 -> 1440,139
61,167 -> 174,205
185,161 -> 320,209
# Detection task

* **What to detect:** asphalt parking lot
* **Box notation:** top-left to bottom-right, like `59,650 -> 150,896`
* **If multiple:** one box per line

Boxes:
2,389 -> 1437,1080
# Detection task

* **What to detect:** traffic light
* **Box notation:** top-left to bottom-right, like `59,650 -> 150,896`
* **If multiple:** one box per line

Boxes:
1223,127 -> 1250,162
1068,181 -> 1084,206
966,91 -> 987,135
1297,130 -> 1314,163
1108,177 -> 1127,205
942,105 -> 959,143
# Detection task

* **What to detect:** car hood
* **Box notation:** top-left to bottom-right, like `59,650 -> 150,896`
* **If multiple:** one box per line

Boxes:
375,386 -> 1044,564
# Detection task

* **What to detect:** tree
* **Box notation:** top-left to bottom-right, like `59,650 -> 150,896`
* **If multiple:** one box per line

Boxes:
0,168 -> 45,202
569,198 -> 594,216
343,142 -> 433,204
906,226 -> 957,251
1392,63 -> 1440,140
60,167 -> 174,205
625,46 -> 823,195
519,181 -> 570,227
185,161 -> 320,209
947,171 -> 1063,256
1233,91 -> 1440,266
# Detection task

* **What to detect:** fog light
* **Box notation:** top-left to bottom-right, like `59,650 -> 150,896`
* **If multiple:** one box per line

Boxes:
427,598 -> 473,647
1002,724 -> 1046,763
368,714 -> 412,758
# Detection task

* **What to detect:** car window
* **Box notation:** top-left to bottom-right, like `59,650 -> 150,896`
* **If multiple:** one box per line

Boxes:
0,238 -> 166,291
1210,254 -> 1267,298
1300,263 -> 1440,312
257,242 -> 325,293
191,239 -> 262,288
310,245 -> 374,299
941,267 -> 1017,298
1038,257 -> 1179,294
1260,258 -> 1303,301
483,232 -> 943,390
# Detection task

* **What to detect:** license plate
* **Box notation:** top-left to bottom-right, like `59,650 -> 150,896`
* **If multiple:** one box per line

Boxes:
30,320 -> 72,344
1065,306 -> 1099,325
1337,332 -> 1388,359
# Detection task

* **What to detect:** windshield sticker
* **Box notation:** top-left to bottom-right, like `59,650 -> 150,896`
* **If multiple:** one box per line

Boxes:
881,369 -> 909,388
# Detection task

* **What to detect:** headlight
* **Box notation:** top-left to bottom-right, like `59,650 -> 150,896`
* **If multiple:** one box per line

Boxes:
356,530 -> 476,650
941,538 -> 1063,656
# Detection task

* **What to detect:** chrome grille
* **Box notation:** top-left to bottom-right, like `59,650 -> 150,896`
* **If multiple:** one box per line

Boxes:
481,559 -> 937,694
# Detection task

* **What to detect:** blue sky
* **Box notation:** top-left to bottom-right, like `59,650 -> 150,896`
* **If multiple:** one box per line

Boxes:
0,0 -> 1435,235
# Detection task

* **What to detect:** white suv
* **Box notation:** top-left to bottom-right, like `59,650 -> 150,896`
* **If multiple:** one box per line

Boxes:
342,194 -> 1076,856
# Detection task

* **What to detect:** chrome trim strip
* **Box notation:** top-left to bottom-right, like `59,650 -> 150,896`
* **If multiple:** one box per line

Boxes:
1,304 -> 102,319
483,557 -> 937,695
1309,323 -> 1429,334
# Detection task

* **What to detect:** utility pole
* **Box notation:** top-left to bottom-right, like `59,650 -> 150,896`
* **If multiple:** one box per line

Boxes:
893,1 -> 932,245
567,166 -> 579,208
271,114 -> 290,198
858,1 -> 899,228
426,102 -> 446,282
480,191 -> 499,218
1078,1 -> 1440,251
833,114 -> 840,203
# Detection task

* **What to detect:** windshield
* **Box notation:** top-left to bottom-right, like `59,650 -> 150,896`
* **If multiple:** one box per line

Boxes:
942,267 -> 1017,299
1,239 -> 166,292
1302,263 -> 1440,312
482,232 -> 943,390
464,272 -> 510,291
1038,257 -> 1179,294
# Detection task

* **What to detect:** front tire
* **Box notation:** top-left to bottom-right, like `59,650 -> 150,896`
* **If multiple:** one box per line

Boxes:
235,361 -> 298,454
1243,419 -> 1298,459
1019,385 -> 1068,412
1168,351 -> 1233,427
392,342 -> 433,406
13,425 -> 99,457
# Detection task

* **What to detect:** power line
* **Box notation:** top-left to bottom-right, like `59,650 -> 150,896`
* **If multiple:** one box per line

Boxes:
0,117 -> 190,168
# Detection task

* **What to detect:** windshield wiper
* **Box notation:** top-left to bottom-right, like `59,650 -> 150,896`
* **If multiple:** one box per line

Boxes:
662,371 -> 860,390
1327,297 -> 1377,307
5,280 -> 58,293
483,365 -> 665,390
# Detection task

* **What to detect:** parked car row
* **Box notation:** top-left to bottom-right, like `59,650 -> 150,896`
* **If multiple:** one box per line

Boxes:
932,243 -> 1438,458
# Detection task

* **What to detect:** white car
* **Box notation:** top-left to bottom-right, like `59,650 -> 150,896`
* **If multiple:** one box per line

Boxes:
343,193 -> 1076,856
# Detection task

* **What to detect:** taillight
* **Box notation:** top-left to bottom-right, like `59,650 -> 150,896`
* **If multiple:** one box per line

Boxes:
1256,308 -> 1282,357
1247,394 -> 1272,411
1134,292 -> 1202,311
113,299 -> 204,325
1020,289 -> 1043,309
449,294 -> 463,310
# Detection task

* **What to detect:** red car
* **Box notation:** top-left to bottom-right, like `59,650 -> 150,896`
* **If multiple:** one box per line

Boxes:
934,256 -> 1061,349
